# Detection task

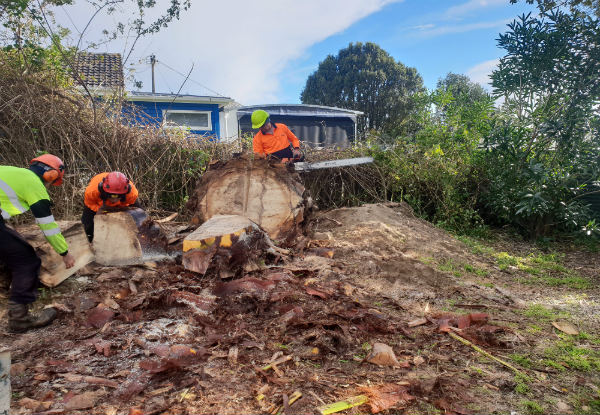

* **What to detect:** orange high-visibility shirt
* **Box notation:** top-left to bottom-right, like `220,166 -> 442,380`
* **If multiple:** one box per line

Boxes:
84,172 -> 139,212
253,123 -> 300,155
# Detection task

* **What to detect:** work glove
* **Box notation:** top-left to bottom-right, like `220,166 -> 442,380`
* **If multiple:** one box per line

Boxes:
292,148 -> 302,160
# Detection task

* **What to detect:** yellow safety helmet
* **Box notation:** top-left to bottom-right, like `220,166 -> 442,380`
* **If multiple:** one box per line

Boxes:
251,110 -> 270,129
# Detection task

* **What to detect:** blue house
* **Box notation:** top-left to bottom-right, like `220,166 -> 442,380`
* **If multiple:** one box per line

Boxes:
125,92 -> 236,139
73,53 -> 237,140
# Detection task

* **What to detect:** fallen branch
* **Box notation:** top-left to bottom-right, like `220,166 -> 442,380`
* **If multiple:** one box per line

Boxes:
261,355 -> 292,371
448,331 -> 526,376
156,212 -> 178,223
59,373 -> 119,388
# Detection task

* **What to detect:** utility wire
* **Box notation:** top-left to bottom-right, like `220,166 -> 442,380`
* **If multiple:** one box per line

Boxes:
158,61 -> 226,97
60,5 -> 81,34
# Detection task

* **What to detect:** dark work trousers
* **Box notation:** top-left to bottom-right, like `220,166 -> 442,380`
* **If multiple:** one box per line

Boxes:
268,146 -> 305,161
0,217 -> 42,304
81,205 -> 96,242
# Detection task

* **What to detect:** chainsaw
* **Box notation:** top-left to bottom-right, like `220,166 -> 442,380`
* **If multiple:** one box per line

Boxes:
292,157 -> 374,172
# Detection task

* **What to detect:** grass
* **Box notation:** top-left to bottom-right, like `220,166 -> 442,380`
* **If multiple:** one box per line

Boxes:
455,235 -> 495,255
463,263 -> 489,277
509,353 -> 533,368
521,304 -> 571,322
526,324 -> 542,334
454,235 -> 591,290
494,251 -> 590,289
542,337 -> 600,372
521,400 -> 544,415
437,259 -> 463,277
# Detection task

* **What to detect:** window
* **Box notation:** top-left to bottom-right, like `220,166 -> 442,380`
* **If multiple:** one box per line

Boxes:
163,110 -> 211,131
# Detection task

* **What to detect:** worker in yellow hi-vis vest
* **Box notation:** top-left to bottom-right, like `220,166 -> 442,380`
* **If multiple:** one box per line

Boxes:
0,154 -> 76,333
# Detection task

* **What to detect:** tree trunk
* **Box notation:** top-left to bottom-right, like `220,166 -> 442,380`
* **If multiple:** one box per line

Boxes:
186,156 -> 308,241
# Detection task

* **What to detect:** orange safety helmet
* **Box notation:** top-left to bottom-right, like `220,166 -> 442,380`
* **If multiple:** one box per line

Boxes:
30,154 -> 65,186
100,171 -> 131,194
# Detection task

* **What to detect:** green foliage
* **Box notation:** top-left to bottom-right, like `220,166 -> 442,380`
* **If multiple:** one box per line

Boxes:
435,72 -> 491,123
301,42 -> 424,135
483,10 -> 600,239
510,0 -> 600,18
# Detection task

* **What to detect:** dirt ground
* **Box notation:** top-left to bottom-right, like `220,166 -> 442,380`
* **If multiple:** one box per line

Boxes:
1,202 -> 599,415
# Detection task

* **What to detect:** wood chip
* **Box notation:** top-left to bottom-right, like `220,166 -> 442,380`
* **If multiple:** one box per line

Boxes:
407,318 -> 428,327
552,321 -> 579,335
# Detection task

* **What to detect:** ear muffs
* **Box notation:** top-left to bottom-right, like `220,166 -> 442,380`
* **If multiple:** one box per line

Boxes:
42,169 -> 60,184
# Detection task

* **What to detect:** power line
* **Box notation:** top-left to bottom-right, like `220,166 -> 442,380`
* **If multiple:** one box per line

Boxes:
158,61 -> 226,97
60,5 -> 81,34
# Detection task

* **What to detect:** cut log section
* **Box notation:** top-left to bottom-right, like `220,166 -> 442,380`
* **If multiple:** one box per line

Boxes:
183,214 -> 274,276
186,156 -> 308,240
10,221 -> 94,287
92,208 -> 168,266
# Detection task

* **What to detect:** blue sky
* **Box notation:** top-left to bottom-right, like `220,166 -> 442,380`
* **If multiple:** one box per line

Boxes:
54,0 -> 538,105
278,0 -> 538,103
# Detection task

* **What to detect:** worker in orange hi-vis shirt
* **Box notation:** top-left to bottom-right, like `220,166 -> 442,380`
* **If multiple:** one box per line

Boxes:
81,171 -> 140,242
251,110 -> 303,161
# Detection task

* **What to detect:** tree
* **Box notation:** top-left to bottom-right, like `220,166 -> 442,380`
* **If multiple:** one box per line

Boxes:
492,11 -> 600,152
481,9 -> 600,237
300,42 -> 424,136
509,0 -> 600,18
436,73 -> 489,109
0,0 -> 191,68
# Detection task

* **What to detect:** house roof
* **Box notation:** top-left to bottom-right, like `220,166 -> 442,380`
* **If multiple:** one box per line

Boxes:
237,104 -> 363,120
127,91 -> 233,106
73,53 -> 124,89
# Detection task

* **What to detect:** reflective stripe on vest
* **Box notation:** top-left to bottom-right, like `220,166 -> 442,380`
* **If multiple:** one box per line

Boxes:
42,227 -> 61,237
0,177 -> 27,216
35,215 -> 56,225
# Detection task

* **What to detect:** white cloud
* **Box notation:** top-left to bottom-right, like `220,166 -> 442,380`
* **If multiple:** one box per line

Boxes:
413,18 -> 510,38
54,0 -> 402,104
412,23 -> 435,30
444,0 -> 508,19
466,58 -> 499,90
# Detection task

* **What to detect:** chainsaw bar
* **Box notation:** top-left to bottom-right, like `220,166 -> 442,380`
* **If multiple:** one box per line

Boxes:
293,157 -> 374,172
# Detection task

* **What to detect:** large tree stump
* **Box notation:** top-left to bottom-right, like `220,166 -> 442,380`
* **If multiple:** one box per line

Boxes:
11,221 -> 94,287
92,208 -> 168,266
183,214 -> 276,277
186,156 -> 308,240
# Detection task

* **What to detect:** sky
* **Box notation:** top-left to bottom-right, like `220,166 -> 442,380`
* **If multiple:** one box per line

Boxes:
53,0 -> 538,105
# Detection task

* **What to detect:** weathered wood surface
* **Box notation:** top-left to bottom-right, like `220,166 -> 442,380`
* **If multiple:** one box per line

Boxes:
12,221 -> 94,287
183,214 -> 273,277
92,208 -> 169,266
0,348 -> 10,415
186,156 -> 307,240
92,211 -> 142,266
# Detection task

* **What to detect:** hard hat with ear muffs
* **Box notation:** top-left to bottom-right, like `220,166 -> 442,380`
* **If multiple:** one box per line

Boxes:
30,154 -> 65,186
98,171 -> 131,198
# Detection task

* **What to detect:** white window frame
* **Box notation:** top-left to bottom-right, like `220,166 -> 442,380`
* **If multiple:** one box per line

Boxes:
162,109 -> 212,131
